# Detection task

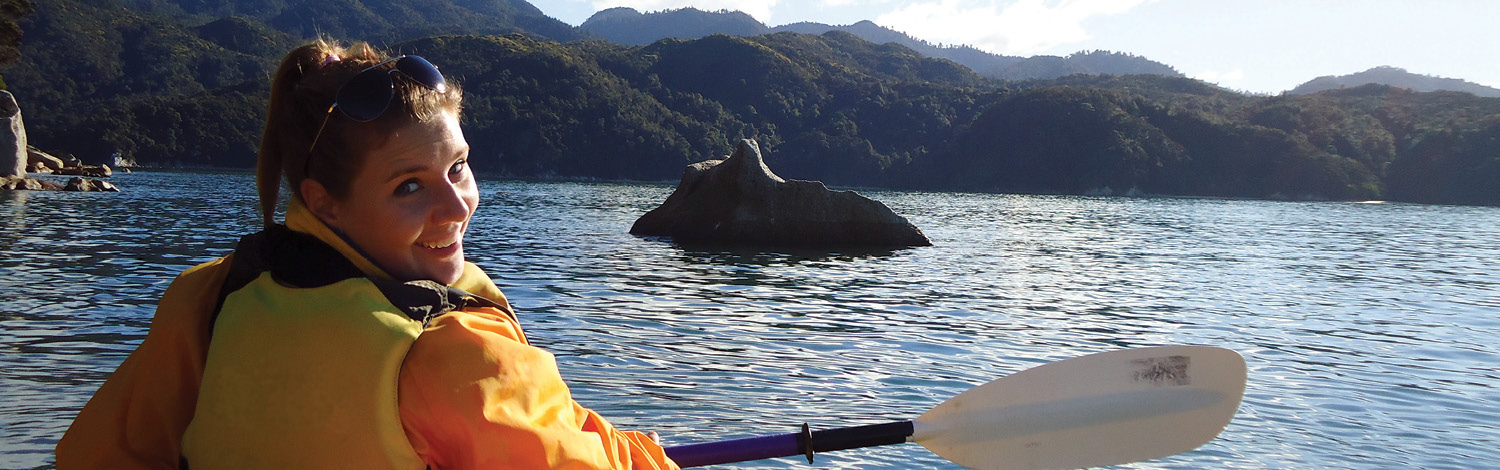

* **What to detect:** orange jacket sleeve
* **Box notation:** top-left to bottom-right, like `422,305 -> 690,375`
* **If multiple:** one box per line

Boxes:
55,256 -> 231,469
398,308 -> 679,470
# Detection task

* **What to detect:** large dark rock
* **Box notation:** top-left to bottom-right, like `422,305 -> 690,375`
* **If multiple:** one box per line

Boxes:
631,139 -> 930,248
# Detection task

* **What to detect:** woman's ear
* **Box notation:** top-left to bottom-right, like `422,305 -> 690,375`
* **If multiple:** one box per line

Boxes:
299,178 -> 341,227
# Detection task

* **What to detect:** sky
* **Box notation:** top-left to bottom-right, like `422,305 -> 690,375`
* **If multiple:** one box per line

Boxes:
525,0 -> 1500,95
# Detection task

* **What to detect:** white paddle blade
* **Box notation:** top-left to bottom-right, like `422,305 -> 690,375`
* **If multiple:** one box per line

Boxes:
913,346 -> 1246,470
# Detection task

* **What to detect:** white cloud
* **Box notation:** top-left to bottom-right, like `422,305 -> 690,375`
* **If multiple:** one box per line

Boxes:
593,0 -> 780,23
876,0 -> 1152,56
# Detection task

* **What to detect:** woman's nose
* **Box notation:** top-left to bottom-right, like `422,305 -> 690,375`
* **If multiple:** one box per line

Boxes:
431,180 -> 474,225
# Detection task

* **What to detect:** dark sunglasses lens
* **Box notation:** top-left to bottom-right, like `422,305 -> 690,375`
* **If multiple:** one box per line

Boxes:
336,70 -> 394,122
396,56 -> 446,92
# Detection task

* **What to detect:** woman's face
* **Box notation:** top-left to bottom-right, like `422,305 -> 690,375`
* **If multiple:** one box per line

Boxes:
316,111 -> 478,284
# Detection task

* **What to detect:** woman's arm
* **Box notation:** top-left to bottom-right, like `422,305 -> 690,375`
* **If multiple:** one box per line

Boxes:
398,308 -> 678,470
55,257 -> 231,469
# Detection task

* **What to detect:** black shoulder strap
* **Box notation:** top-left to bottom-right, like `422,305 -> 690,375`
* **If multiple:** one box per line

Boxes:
370,279 -> 510,328
220,225 -> 366,291
209,225 -> 506,331
208,225 -> 368,333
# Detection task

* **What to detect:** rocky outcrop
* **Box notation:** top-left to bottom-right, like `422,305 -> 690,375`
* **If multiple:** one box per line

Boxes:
1,90 -> 25,177
64,177 -> 119,191
1,176 -> 119,191
27,146 -> 63,173
56,163 -> 112,178
631,139 -> 930,248
26,146 -> 116,177
4,141 -> 124,191
1,175 -> 61,190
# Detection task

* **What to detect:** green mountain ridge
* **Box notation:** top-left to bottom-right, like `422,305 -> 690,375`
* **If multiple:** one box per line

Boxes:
3,0 -> 1498,205
581,6 -> 767,45
579,7 -> 1182,82
111,0 -> 581,43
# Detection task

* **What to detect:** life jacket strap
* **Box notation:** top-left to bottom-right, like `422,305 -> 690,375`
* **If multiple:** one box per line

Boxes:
208,225 -> 503,331
369,279 -> 507,328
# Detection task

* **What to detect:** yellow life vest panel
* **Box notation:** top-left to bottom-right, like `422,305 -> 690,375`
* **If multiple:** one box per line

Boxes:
181,225 -> 506,469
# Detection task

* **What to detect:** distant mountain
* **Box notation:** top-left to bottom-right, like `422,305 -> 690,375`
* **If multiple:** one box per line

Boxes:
775,20 -> 1022,75
774,20 -> 1180,81
1291,66 -> 1500,98
579,8 -> 1182,82
579,7 -> 766,45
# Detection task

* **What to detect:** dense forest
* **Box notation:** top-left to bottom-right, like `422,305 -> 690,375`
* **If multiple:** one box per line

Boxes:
3,0 -> 1498,205
0,0 -> 31,73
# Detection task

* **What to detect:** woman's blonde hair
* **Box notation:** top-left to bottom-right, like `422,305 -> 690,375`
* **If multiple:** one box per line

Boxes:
255,38 -> 463,228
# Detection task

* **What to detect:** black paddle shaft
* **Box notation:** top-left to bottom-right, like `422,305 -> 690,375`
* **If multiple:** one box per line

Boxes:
807,420 -> 916,456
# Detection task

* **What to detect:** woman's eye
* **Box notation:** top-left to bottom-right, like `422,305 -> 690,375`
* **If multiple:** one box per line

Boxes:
395,179 -> 421,195
449,159 -> 467,175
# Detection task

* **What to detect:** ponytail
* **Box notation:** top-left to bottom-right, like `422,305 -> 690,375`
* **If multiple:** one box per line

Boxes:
255,38 -> 365,229
258,43 -> 316,228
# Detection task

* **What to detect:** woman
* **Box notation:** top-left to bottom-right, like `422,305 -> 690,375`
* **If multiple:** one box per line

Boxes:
55,39 -> 678,469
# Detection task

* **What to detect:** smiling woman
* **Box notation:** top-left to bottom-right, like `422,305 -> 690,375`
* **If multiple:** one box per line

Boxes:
53,38 -> 681,470
302,110 -> 478,284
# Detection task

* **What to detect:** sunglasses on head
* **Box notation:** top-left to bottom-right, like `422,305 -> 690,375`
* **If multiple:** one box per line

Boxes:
305,55 -> 448,168
331,55 -> 447,122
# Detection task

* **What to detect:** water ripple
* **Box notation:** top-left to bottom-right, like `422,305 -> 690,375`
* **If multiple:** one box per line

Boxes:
3,176 -> 1498,469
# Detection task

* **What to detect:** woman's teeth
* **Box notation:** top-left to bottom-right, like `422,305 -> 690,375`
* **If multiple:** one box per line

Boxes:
421,240 -> 456,249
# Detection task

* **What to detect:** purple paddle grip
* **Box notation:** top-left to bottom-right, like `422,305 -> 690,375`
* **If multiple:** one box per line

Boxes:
665,432 -> 803,468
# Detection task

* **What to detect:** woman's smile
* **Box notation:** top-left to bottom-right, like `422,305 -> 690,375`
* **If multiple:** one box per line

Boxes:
417,227 -> 463,256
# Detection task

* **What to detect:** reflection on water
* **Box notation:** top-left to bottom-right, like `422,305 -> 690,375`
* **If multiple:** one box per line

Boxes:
3,173 -> 1499,469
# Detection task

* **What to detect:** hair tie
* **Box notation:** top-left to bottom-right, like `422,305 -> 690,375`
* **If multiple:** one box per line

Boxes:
322,54 -> 341,66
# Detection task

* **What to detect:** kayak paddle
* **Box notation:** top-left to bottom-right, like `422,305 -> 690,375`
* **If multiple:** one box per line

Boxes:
665,345 -> 1246,469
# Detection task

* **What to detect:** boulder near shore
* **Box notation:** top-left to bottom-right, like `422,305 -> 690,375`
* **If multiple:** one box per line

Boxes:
631,139 -> 931,249
0,92 -> 119,192
1,175 -> 119,192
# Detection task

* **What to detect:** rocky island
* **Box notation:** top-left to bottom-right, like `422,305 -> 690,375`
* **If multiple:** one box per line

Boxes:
631,139 -> 930,249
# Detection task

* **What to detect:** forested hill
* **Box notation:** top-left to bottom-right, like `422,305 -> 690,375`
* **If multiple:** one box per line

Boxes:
2,0 -> 577,167
109,0 -> 581,43
579,7 -> 768,45
579,7 -> 1182,82
4,0 -> 1500,206
1291,66 -> 1500,98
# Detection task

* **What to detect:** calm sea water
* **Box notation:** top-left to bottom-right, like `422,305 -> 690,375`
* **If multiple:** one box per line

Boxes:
2,171 -> 1498,469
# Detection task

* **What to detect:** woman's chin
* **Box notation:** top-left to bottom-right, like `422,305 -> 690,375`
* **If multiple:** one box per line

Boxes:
428,257 -> 466,285
395,256 -> 466,285
407,242 -> 466,284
